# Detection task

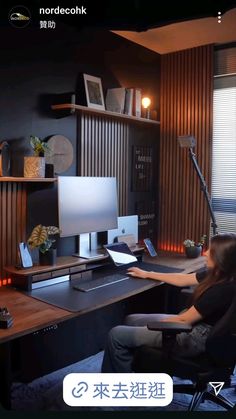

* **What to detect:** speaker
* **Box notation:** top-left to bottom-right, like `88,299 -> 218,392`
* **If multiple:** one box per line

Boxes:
45,163 -> 54,178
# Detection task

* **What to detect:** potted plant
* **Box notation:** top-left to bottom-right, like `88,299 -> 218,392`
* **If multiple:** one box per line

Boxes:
183,235 -> 207,258
24,135 -> 50,178
28,224 -> 60,265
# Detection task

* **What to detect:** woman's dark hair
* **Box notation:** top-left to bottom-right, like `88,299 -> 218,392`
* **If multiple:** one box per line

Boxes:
192,233 -> 236,303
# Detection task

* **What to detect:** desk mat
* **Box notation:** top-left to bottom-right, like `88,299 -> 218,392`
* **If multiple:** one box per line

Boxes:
28,263 -> 183,313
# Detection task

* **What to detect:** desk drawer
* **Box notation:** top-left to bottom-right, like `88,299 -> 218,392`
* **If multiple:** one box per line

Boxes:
32,272 -> 51,282
52,268 -> 70,277
70,264 -> 87,273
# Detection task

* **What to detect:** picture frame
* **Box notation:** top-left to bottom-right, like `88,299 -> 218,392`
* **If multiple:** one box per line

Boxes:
83,74 -> 105,110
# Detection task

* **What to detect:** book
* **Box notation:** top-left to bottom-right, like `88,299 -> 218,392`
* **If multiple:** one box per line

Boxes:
105,87 -> 126,113
124,88 -> 134,115
133,88 -> 142,118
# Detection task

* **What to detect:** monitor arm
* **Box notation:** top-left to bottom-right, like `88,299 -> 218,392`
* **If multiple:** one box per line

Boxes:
188,147 -> 218,236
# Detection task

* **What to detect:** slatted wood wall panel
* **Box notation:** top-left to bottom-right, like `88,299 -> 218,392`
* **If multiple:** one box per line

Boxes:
78,113 -> 129,215
159,44 -> 214,252
0,182 -> 27,281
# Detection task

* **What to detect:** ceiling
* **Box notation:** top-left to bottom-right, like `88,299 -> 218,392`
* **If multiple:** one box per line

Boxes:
113,8 -> 236,54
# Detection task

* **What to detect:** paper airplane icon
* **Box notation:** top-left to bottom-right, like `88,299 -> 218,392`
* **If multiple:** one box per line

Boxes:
209,382 -> 225,396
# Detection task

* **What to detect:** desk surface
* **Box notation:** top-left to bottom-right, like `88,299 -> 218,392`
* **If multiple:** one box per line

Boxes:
0,273 -> 161,344
0,253 -> 206,344
145,251 -> 205,274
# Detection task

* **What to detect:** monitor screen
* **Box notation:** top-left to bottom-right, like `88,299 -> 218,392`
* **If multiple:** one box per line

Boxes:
107,215 -> 138,244
58,176 -> 118,237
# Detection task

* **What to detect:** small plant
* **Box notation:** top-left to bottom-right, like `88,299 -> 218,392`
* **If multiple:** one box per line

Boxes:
183,235 -> 207,248
30,135 -> 50,157
199,234 -> 207,246
28,224 -> 60,254
183,239 -> 195,247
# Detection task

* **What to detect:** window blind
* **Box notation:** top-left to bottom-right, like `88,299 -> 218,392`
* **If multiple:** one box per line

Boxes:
212,62 -> 236,233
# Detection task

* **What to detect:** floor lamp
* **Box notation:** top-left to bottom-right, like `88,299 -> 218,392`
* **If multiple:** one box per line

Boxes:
178,135 -> 218,236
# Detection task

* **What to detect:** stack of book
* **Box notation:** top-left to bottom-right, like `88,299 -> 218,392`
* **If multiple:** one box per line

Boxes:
105,87 -> 142,117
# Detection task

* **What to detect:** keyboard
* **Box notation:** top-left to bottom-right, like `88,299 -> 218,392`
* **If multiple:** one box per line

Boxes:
73,273 -> 130,292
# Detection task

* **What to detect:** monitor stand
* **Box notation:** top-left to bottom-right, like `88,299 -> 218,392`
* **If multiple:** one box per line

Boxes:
72,233 -> 106,260
73,250 -> 105,260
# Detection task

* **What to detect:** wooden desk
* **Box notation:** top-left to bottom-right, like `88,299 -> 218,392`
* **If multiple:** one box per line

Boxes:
0,253 -> 205,409
0,266 -> 161,409
0,288 -> 73,344
144,251 -> 206,274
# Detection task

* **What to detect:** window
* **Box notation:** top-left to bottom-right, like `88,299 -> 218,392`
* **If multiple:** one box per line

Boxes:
212,47 -> 236,233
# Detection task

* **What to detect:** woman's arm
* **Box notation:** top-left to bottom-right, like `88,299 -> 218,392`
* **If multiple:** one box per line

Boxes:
127,267 -> 199,287
161,306 -> 203,325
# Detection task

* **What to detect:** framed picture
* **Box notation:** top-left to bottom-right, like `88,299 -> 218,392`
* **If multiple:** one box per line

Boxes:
83,74 -> 105,110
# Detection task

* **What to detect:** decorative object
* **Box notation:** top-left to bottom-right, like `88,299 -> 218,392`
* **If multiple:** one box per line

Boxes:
45,135 -> 73,174
39,248 -> 57,266
132,145 -> 153,192
105,87 -> 126,113
142,97 -> 151,119
0,141 -> 10,176
183,235 -> 207,258
83,74 -> 105,110
28,224 -> 60,265
24,156 -> 45,178
29,135 -> 50,157
24,135 -> 50,178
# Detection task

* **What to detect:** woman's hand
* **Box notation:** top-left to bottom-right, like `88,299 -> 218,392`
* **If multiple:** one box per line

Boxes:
161,306 -> 203,325
127,267 -> 148,279
161,316 -> 182,323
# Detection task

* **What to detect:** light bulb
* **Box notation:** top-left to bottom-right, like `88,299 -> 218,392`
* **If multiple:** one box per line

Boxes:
142,97 -> 151,109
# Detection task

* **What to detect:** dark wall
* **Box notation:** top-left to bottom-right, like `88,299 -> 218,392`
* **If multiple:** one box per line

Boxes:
0,22 -> 160,256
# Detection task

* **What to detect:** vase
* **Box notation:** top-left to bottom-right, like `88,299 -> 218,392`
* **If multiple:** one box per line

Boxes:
39,248 -> 57,266
24,156 -> 45,178
185,245 -> 202,259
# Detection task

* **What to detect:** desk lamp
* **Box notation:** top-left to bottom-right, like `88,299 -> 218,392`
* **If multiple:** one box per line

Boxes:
178,135 -> 218,236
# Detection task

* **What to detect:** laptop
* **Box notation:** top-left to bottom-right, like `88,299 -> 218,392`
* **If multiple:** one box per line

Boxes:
104,241 -> 138,266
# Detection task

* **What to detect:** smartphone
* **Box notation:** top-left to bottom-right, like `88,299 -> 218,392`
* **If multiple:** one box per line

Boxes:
18,242 -> 33,268
143,238 -> 157,257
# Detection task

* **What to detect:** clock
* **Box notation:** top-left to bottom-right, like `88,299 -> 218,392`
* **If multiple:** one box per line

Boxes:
45,135 -> 74,174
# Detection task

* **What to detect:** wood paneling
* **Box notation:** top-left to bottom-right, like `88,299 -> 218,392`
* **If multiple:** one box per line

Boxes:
78,113 -> 159,243
0,182 -> 27,281
79,113 -> 129,215
159,45 -> 214,252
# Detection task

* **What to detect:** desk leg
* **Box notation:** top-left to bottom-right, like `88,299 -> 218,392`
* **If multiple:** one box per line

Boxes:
0,342 -> 12,410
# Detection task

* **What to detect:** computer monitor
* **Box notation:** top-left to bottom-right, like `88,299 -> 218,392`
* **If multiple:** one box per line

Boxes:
107,215 -> 138,245
58,176 -> 118,258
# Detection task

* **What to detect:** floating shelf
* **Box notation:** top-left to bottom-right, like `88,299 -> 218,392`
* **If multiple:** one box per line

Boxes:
0,177 -> 56,182
51,103 -> 160,125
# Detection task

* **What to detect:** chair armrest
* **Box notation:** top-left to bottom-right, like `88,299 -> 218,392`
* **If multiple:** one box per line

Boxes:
147,321 -> 192,334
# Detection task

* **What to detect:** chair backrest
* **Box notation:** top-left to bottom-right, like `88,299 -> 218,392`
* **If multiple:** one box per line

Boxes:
206,283 -> 236,367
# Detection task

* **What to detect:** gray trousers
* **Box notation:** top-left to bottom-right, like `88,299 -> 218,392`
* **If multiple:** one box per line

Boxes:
101,313 -> 212,373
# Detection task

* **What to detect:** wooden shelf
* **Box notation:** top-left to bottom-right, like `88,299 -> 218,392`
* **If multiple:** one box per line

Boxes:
0,177 -> 56,182
51,103 -> 160,125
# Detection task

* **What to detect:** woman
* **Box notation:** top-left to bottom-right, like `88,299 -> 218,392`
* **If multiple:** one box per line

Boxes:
101,233 -> 236,373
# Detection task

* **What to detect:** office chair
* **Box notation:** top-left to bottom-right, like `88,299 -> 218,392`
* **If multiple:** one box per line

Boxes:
132,286 -> 236,411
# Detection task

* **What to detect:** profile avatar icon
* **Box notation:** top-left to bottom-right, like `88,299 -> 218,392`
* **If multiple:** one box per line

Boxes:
9,6 -> 31,28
